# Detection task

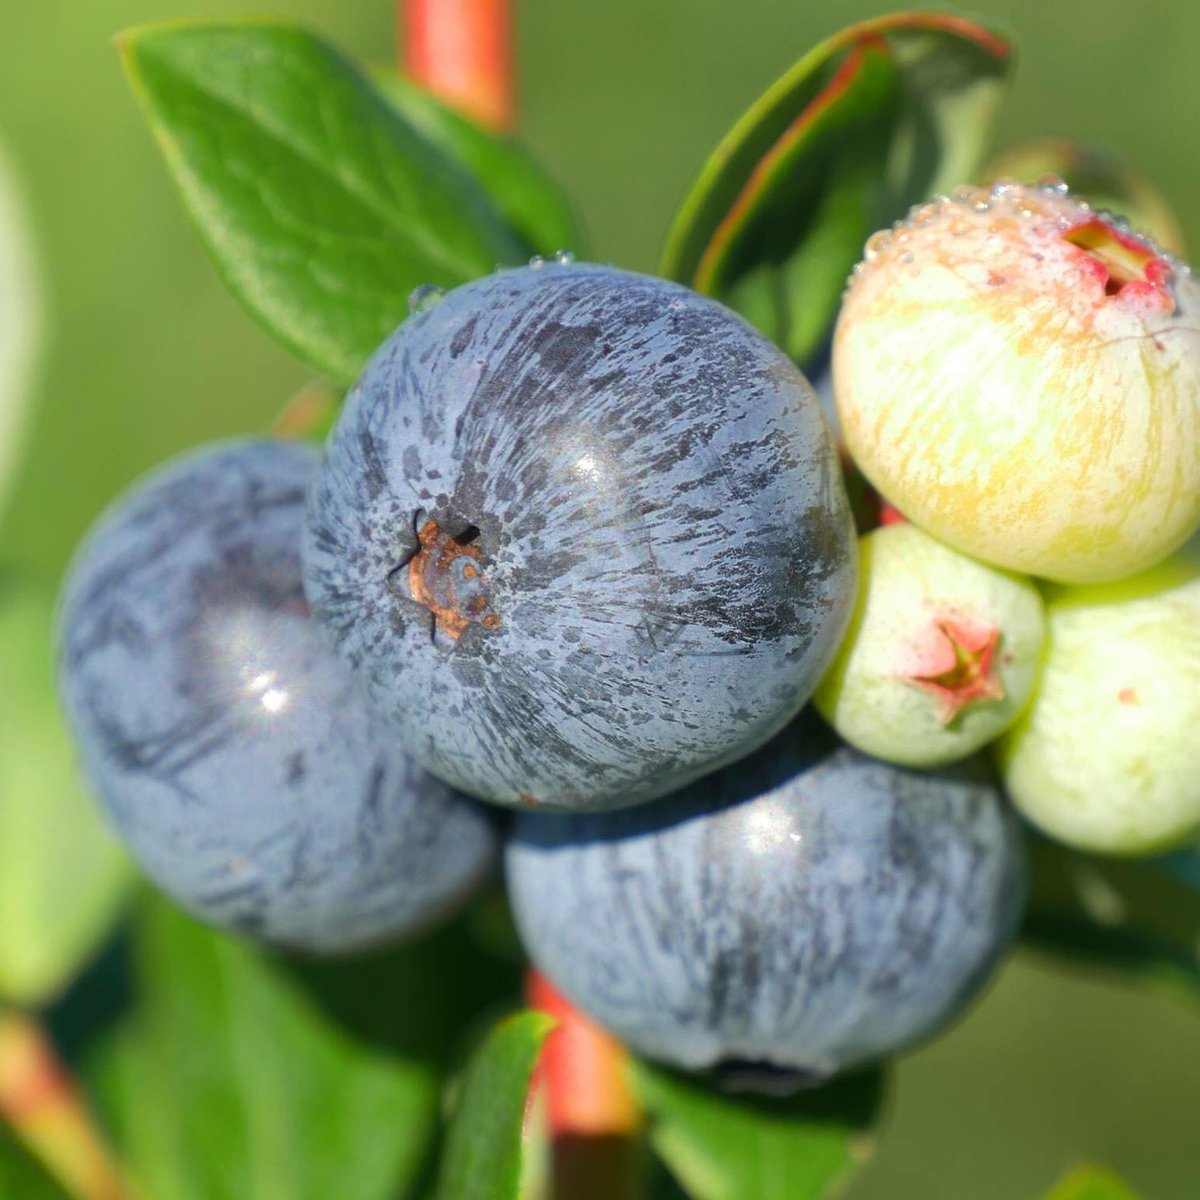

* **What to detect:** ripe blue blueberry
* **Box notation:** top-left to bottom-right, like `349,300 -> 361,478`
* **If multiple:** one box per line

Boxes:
506,718 -> 1026,1083
303,262 -> 856,811
57,440 -> 496,953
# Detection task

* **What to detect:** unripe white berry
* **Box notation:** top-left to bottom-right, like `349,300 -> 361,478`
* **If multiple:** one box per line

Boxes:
834,182 -> 1200,584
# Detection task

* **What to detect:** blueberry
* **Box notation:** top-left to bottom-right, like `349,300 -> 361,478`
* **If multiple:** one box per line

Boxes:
57,440 -> 496,953
304,263 -> 856,811
505,718 -> 1026,1083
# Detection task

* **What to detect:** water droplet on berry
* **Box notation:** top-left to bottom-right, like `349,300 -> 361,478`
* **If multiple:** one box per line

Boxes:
552,249 -> 575,266
864,230 -> 891,260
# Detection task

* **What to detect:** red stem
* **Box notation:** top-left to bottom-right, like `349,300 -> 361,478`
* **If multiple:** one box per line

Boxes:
0,1013 -> 129,1200
527,971 -> 644,1200
401,0 -> 515,132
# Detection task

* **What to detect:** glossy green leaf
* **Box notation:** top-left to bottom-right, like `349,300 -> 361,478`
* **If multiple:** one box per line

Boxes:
376,73 -> 584,261
0,1118 -> 72,1200
436,1011 -> 554,1200
0,134 -> 41,522
661,12 -> 1012,366
1041,1164 -> 1143,1200
120,20 -> 524,385
634,1061 -> 885,1200
703,42 -> 900,364
0,577 -> 130,1006
87,896 -> 450,1200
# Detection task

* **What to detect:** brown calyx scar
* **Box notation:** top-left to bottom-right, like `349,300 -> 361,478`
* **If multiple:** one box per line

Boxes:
397,518 -> 501,641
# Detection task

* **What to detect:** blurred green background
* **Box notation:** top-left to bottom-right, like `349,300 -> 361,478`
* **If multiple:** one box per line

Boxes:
1,1 -> 1199,1196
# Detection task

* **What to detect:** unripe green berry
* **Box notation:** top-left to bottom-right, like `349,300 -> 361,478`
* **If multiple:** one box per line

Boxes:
996,557 -> 1200,855
814,523 -> 1045,767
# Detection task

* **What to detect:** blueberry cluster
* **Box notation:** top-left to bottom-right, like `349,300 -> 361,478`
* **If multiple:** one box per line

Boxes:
58,262 -> 1026,1084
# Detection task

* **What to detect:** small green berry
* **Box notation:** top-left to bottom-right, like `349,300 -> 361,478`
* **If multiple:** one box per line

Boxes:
996,557 -> 1200,855
814,523 -> 1045,767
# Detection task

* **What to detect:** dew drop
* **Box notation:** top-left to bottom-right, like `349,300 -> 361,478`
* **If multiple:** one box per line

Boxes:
407,284 -> 445,314
528,254 -> 547,269
1099,209 -> 1133,235
864,229 -> 891,260
552,249 -> 575,266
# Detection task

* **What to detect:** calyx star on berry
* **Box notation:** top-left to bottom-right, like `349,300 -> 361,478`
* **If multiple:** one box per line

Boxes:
812,523 -> 1044,768
400,517 -> 501,642
906,618 -> 1004,724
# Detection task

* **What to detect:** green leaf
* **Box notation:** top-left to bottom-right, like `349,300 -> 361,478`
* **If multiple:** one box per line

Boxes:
375,73 -> 584,261
0,1118 -> 72,1200
634,1060 -> 885,1200
86,895 -> 453,1200
436,1011 -> 554,1200
661,12 -> 1012,366
120,20 -> 524,385
0,577 -> 130,1006
1041,1164 -> 1143,1200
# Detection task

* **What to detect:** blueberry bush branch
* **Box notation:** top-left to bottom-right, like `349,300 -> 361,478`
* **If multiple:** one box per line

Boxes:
0,1013 -> 127,1200
401,0 -> 515,132
527,972 -> 646,1200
